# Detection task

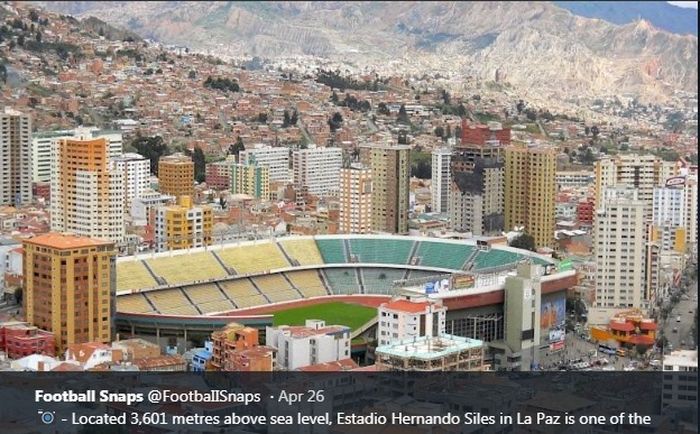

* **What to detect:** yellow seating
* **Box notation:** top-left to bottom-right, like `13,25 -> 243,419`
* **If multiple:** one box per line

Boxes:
279,239 -> 324,266
197,299 -> 235,314
217,243 -> 289,274
146,252 -> 227,286
233,294 -> 269,308
219,279 -> 259,298
161,304 -> 200,315
146,288 -> 193,313
286,270 -> 327,297
184,283 -> 225,304
116,294 -> 154,313
116,261 -> 158,292
252,274 -> 293,292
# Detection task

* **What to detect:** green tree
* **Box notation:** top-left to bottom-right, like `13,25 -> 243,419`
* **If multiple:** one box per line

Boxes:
510,233 -> 536,251
282,110 -> 291,128
397,104 -> 410,124
130,135 -> 169,174
188,70 -> 196,79
434,126 -> 444,137
290,110 -> 298,125
228,136 -> 245,157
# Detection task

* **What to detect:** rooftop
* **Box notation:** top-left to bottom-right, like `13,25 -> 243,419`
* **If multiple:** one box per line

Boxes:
24,232 -> 113,250
664,350 -> 698,368
376,334 -> 483,361
381,299 -> 433,314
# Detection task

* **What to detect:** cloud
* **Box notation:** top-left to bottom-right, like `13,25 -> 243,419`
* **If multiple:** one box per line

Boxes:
668,1 -> 699,9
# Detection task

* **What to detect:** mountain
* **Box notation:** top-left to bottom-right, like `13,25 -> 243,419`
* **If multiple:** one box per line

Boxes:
554,1 -> 698,36
32,1 -> 698,102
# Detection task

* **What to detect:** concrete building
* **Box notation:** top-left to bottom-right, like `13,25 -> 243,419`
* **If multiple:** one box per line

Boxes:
595,154 -> 678,220
50,138 -> 125,244
375,334 -> 486,371
154,195 -> 213,252
32,126 -> 123,183
210,323 -> 273,371
360,143 -> 411,234
205,155 -> 235,191
460,120 -> 511,148
339,163 -> 372,234
231,161 -> 270,199
662,350 -> 698,411
292,145 -> 343,196
555,170 -> 594,189
505,145 -> 557,248
266,320 -> 350,371
239,144 -> 290,183
112,153 -> 150,210
130,190 -> 175,227
591,186 -> 647,323
158,153 -> 194,199
652,174 -> 698,254
0,322 -> 55,359
0,108 -> 32,206
431,147 -> 451,213
449,157 -> 504,235
377,296 -> 446,346
23,233 -> 116,353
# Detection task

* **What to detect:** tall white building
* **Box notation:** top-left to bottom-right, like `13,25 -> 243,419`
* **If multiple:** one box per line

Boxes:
591,186 -> 647,322
32,126 -> 123,183
239,144 -> 290,183
292,145 -> 343,196
113,153 -> 150,210
377,297 -> 446,346
0,108 -> 32,206
339,163 -> 372,234
265,320 -> 351,370
50,138 -> 125,244
431,147 -> 451,213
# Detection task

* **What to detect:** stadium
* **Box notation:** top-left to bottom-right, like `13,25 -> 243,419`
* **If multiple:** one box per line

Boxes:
114,235 -> 577,361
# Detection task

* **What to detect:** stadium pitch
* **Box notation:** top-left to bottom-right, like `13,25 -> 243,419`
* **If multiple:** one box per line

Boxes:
272,301 -> 377,331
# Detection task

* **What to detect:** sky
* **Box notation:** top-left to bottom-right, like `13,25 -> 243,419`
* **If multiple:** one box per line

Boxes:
668,1 -> 698,9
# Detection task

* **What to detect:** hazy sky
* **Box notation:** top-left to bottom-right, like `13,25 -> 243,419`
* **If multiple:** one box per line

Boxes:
668,1 -> 698,9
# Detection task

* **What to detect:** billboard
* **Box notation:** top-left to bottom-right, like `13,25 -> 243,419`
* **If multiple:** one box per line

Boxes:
451,274 -> 475,289
665,176 -> 686,187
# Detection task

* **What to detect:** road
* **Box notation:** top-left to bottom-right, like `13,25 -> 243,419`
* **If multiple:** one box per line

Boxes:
661,275 -> 698,351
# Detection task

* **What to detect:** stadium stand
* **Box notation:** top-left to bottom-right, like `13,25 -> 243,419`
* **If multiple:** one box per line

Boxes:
405,269 -> 446,281
116,293 -> 154,314
285,270 -> 328,298
116,260 -> 158,292
361,268 -> 406,294
414,241 -> 474,270
348,238 -> 414,264
472,249 -> 523,270
315,239 -> 347,263
217,243 -> 289,274
196,299 -> 235,314
146,252 -> 228,286
184,283 -> 227,304
145,288 -> 199,315
218,279 -> 269,308
252,275 -> 301,303
279,239 -> 324,266
323,268 -> 360,295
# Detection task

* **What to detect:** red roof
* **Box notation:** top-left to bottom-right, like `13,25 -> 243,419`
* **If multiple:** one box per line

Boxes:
381,299 -> 431,314
627,335 -> 655,346
639,321 -> 657,331
609,321 -> 635,332
297,358 -> 359,372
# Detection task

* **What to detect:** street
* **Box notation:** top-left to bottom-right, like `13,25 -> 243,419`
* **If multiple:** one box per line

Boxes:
661,273 -> 698,351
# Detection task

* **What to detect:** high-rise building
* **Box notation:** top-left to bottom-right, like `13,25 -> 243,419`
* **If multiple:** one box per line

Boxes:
50,138 -> 125,243
231,161 -> 270,199
377,296 -> 446,346
158,153 -> 194,199
595,154 -> 678,220
431,147 -> 452,213
32,127 -> 123,183
292,145 -> 343,196
205,155 -> 235,191
652,184 -> 688,253
112,153 -> 150,210
154,195 -> 213,252
450,158 -> 504,235
239,144 -> 290,183
339,163 -> 372,234
592,186 -> 647,321
23,233 -> 116,353
266,320 -> 351,370
210,323 -> 274,372
504,145 -> 556,248
460,120 -> 511,149
360,143 -> 411,234
0,108 -> 32,206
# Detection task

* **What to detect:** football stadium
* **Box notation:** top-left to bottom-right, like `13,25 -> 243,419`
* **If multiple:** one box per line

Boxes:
114,235 -> 577,363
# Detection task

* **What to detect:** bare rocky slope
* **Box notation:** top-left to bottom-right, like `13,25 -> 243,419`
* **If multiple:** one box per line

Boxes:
33,1 -> 698,101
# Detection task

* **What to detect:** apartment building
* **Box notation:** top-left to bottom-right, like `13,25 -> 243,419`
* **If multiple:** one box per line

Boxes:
377,297 -> 446,346
210,323 -> 274,371
591,186 -> 647,322
23,233 -> 116,353
450,157 -> 504,235
431,147 -> 452,213
504,145 -> 557,248
555,170 -> 594,189
158,153 -> 194,199
339,163 -> 372,234
0,108 -> 32,206
231,161 -> 270,199
292,145 -> 343,196
154,195 -> 213,252
239,144 -> 290,183
205,155 -> 235,191
360,143 -> 411,234
112,153 -> 150,210
266,320 -> 350,371
50,138 -> 125,243
662,350 -> 698,411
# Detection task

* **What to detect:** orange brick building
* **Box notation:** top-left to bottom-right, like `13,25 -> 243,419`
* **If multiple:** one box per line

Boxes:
210,323 -> 274,371
158,153 -> 194,199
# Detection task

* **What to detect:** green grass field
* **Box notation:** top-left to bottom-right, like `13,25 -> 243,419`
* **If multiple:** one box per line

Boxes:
272,302 -> 376,331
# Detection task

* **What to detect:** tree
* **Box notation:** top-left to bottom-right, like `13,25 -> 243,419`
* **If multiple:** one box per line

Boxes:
590,125 -> 600,139
14,287 -> 22,305
35,31 -> 42,43
228,136 -> 245,157
516,100 -> 525,114
188,70 -> 196,79
510,233 -> 536,251
434,126 -> 444,137
377,102 -> 390,116
330,91 -> 339,103
290,110 -> 298,125
130,135 -> 169,174
282,110 -> 291,128
255,112 -> 268,124
17,34 -> 25,47
397,104 -> 410,124
635,344 -> 648,356
328,112 -> 343,132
